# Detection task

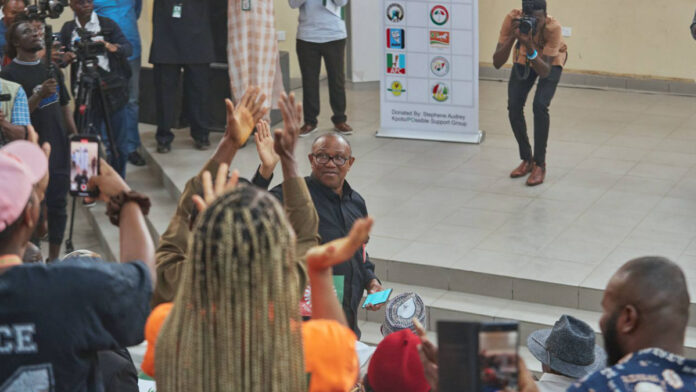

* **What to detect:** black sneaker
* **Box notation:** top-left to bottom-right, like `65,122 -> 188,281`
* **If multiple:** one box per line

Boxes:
157,143 -> 171,154
127,151 -> 146,166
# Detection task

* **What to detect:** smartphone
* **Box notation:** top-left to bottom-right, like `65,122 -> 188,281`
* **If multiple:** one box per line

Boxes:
479,322 -> 519,392
361,288 -> 393,308
437,321 -> 519,392
69,134 -> 100,197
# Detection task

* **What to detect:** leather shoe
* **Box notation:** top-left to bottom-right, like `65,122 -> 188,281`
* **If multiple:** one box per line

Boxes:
334,122 -> 353,135
299,123 -> 317,138
526,164 -> 546,186
510,160 -> 534,178
127,151 -> 146,166
157,143 -> 171,154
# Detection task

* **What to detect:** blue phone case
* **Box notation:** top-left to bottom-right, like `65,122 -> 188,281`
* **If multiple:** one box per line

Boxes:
362,288 -> 393,308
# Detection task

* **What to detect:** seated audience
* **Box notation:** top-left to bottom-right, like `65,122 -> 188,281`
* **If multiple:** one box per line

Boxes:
145,91 -> 364,391
0,140 -> 155,390
568,256 -> 694,391
527,315 -> 606,392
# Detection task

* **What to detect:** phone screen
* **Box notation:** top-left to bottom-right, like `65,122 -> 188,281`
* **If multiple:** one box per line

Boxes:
70,137 -> 99,197
437,321 -> 480,392
479,323 -> 519,392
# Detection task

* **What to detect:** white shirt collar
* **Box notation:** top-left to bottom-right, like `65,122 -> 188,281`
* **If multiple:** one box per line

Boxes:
75,11 -> 100,30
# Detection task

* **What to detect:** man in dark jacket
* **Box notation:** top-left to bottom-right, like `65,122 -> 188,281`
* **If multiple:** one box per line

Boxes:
149,0 -> 214,153
59,0 -> 133,177
269,132 -> 384,338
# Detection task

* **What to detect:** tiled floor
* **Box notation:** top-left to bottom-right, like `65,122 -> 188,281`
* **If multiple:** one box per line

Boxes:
139,79 -> 696,297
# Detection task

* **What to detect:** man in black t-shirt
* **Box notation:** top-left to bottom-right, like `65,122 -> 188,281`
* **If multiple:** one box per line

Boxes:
0,139 -> 155,391
1,18 -> 79,261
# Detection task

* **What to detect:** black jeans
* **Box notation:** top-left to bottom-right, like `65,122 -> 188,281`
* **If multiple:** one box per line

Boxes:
296,39 -> 347,125
507,63 -> 562,166
153,63 -> 210,145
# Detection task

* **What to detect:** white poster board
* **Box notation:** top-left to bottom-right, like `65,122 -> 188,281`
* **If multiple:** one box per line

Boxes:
377,0 -> 481,143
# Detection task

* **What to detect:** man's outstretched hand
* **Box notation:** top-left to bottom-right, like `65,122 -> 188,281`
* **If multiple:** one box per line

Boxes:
306,216 -> 373,271
273,92 -> 302,162
192,163 -> 240,213
224,87 -> 268,148
255,119 -> 279,179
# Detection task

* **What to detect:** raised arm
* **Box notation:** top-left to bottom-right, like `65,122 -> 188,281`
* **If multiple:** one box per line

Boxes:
152,87 -> 268,305
89,159 -> 156,285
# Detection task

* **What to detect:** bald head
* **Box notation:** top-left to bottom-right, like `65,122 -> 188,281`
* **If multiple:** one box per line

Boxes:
600,256 -> 690,364
311,132 -> 352,155
613,256 -> 690,326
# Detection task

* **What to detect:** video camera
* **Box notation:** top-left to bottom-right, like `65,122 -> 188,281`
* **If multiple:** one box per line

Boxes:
71,28 -> 107,62
516,0 -> 538,35
26,0 -> 67,20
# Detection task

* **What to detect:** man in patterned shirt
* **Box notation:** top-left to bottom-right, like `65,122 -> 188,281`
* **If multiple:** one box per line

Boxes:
568,256 -> 695,391
0,76 -> 32,146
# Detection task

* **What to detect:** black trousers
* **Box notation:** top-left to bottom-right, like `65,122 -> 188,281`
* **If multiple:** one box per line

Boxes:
46,172 -> 68,246
153,63 -> 210,145
507,63 -> 562,166
296,39 -> 347,126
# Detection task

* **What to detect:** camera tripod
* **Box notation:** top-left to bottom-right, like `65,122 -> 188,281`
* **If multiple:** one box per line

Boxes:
65,54 -> 119,254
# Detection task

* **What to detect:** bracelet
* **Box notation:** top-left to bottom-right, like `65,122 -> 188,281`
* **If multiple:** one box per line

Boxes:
527,49 -> 538,60
106,190 -> 151,227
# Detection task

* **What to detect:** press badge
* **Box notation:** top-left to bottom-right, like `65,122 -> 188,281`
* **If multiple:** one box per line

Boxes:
241,0 -> 251,11
172,3 -> 182,18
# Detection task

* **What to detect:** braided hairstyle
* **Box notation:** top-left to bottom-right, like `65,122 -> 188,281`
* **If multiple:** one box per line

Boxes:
156,184 -> 306,392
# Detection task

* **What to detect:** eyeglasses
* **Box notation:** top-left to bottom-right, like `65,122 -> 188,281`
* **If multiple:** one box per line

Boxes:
312,153 -> 349,167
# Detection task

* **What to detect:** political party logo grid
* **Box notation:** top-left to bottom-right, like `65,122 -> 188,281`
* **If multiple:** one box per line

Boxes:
388,80 -> 406,97
430,5 -> 449,26
386,3 -> 404,23
430,56 -> 449,77
430,30 -> 450,47
386,28 -> 405,49
432,83 -> 449,102
387,53 -> 406,74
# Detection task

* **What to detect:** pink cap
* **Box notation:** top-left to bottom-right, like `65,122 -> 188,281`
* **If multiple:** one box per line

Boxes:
0,141 -> 48,232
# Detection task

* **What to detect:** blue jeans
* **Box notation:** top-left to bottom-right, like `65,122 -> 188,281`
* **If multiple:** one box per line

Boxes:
125,57 -> 141,153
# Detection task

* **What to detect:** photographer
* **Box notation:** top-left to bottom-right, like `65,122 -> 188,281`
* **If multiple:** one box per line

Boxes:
493,0 -> 567,186
1,18 -> 78,261
59,0 -> 133,177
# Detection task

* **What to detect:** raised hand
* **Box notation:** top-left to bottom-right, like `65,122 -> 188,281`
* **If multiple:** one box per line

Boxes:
415,318 -> 439,392
192,163 -> 240,213
306,217 -> 373,271
273,92 -> 303,161
224,87 -> 268,148
254,119 -> 279,179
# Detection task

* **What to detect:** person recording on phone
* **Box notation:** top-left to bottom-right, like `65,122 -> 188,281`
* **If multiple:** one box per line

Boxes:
493,0 -> 567,186
59,0 -> 133,177
1,17 -> 78,261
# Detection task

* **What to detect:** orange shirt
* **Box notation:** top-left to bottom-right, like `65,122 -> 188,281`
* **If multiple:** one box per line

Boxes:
498,9 -> 568,67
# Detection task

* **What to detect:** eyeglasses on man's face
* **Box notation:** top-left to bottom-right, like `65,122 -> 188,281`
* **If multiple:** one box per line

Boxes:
312,153 -> 350,167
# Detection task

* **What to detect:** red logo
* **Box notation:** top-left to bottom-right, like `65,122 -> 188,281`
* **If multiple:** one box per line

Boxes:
430,30 -> 450,46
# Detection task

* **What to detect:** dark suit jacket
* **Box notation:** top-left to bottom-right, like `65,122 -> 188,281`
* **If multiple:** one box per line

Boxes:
59,15 -> 133,94
149,0 -> 215,64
